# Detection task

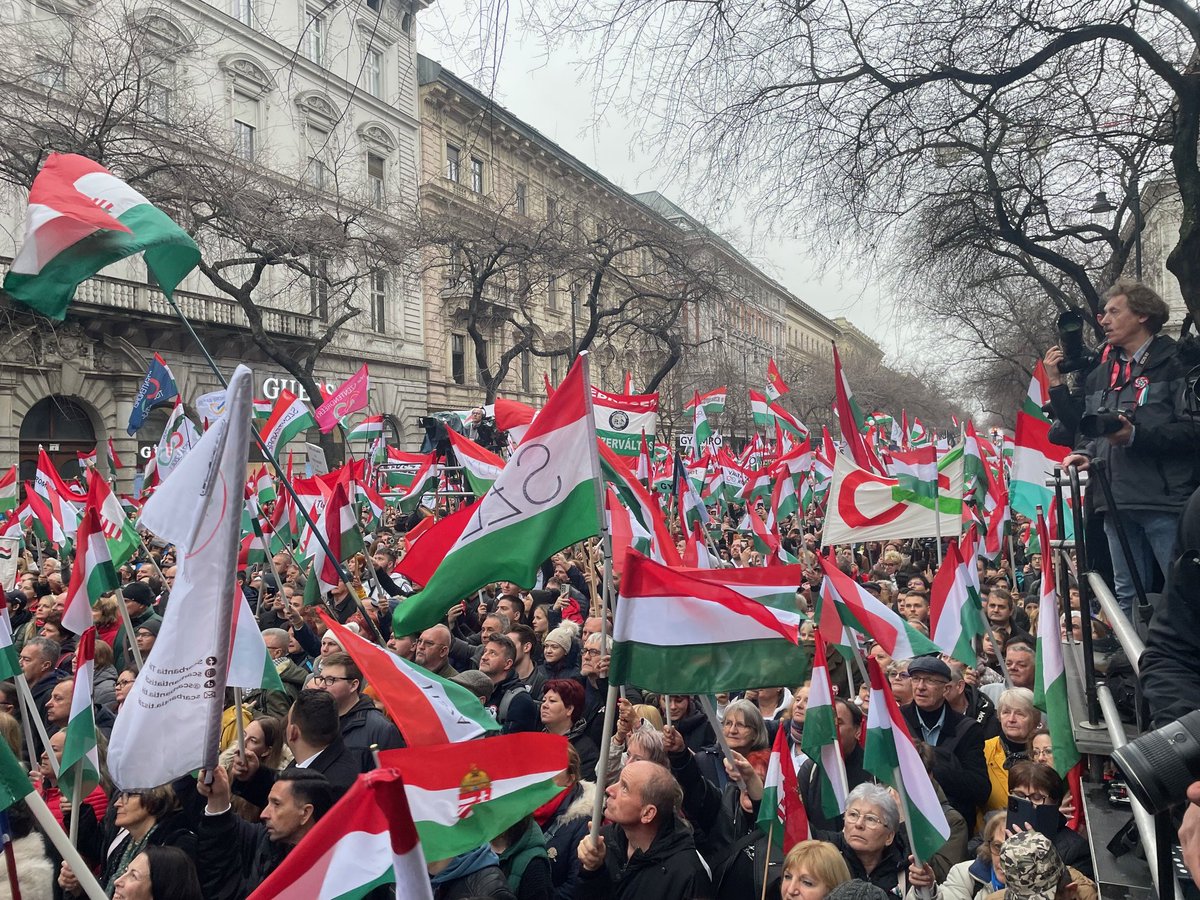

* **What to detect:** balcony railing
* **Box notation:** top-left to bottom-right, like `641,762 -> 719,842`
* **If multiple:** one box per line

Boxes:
0,257 -> 319,339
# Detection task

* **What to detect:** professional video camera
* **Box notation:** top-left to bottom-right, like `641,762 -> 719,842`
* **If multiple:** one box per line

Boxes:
1055,310 -> 1099,374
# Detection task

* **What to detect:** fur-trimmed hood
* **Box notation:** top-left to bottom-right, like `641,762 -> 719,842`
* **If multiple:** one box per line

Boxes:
560,779 -> 598,824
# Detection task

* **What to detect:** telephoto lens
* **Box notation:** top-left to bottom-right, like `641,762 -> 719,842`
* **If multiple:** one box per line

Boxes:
1112,709 -> 1200,814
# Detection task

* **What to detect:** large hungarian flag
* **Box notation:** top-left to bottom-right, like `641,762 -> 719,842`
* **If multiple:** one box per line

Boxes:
311,480 -> 362,594
260,390 -> 317,457
87,471 -> 139,567
61,506 -> 119,636
610,552 -> 802,693
320,613 -> 498,745
862,658 -> 952,862
248,768 -> 433,900
34,447 -> 81,541
3,153 -> 200,320
379,733 -> 567,864
800,634 -> 850,819
347,415 -> 385,443
758,720 -> 809,851
591,387 -> 658,459
392,357 -> 601,636
446,429 -> 505,496
1032,510 -> 1081,777
691,391 -> 713,452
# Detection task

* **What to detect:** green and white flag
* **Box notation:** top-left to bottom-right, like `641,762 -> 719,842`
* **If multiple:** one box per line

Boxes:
3,153 -> 199,320
690,391 -> 713,452
446,430 -> 505,496
0,609 -> 20,681
928,534 -> 985,667
391,357 -> 601,636
0,468 -> 16,518
1032,510 -> 1081,777
61,506 -> 119,637
89,471 -> 139,567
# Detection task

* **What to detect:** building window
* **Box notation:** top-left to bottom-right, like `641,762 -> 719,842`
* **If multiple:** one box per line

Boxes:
147,80 -> 172,120
546,195 -> 557,221
367,153 -> 385,208
232,92 -> 258,162
306,12 -> 325,65
232,0 -> 253,25
451,334 -> 466,385
363,47 -> 383,98
446,144 -> 460,182
521,351 -> 531,392
547,275 -> 558,310
366,0 -> 382,10
306,126 -> 330,189
34,59 -> 66,91
309,256 -> 329,319
550,354 -> 561,386
370,271 -> 386,333
470,157 -> 484,193
515,181 -> 527,215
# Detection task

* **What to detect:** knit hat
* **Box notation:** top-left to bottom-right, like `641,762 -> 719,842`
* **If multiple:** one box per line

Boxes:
999,831 -> 1065,900
826,880 -> 891,900
543,626 -> 574,653
450,669 -> 493,702
907,655 -> 952,681
135,619 -> 162,637
122,582 -> 154,608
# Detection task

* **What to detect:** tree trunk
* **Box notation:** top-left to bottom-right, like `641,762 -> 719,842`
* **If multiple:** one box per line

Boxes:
1167,78 -> 1200,326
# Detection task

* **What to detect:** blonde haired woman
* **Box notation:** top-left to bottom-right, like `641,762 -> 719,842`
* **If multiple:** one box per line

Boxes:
780,840 -> 852,900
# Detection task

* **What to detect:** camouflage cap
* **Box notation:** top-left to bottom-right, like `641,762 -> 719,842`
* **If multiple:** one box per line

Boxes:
999,831 -> 1065,900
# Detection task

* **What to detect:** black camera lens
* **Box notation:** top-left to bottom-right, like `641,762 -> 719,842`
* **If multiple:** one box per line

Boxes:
1079,410 -> 1125,439
1111,709 -> 1200,814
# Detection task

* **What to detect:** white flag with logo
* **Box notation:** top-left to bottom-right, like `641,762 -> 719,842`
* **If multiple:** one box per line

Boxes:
109,365 -> 253,790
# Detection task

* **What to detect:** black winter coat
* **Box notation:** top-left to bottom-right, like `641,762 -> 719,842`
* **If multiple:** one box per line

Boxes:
900,703 -> 990,829
541,782 -> 594,900
196,808 -> 291,900
433,864 -> 517,899
575,814 -> 713,900
340,695 -> 404,752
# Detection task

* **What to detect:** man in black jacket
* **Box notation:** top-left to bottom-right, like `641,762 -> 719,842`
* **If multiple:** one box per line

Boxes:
196,766 -> 333,900
1063,278 -> 1200,619
310,652 -> 404,752
900,656 -> 990,829
283,690 -> 368,797
577,760 -> 713,899
479,634 -> 539,733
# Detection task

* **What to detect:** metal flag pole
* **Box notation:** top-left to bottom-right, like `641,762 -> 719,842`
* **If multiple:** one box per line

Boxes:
161,296 -> 384,645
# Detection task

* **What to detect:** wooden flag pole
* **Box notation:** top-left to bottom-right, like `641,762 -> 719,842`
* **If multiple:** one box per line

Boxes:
760,820 -> 774,900
68,764 -> 82,847
15,675 -> 57,778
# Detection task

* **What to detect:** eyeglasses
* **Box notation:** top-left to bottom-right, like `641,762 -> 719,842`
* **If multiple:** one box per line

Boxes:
1030,747 -> 1054,761
909,675 -> 948,686
844,808 -> 887,829
1010,789 -> 1050,805
116,678 -> 136,687
581,649 -> 603,658
310,675 -> 356,687
888,671 -> 911,680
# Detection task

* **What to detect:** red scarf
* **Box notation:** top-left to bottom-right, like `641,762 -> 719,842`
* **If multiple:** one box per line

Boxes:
532,786 -> 572,827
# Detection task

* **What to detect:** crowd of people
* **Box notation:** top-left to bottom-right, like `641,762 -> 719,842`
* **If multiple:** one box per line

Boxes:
0,503 -> 1131,900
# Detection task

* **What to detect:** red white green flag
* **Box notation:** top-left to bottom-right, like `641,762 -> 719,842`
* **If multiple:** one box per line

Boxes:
819,555 -> 941,659
87,471 -> 139,568
106,438 -> 124,473
0,468 -> 15,518
929,534 -> 984,667
347,415 -> 385,443
379,733 -> 567,863
260,390 -> 317,457
34,447 -> 81,541
61,506 -> 119,636
311,480 -> 363,594
800,633 -> 850,818
3,153 -> 199,320
1033,509 -> 1081,777
610,552 -> 802,693
391,357 -> 602,636
248,768 -> 433,900
446,429 -> 505,496
320,613 -> 499,745
766,358 -> 790,401
1011,362 -> 1072,528
862,658 -> 952,862
684,387 -> 727,417
60,627 -> 100,804
758,718 -> 809,851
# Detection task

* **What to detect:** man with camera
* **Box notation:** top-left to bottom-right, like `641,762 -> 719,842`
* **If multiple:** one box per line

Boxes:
1061,278 -> 1200,620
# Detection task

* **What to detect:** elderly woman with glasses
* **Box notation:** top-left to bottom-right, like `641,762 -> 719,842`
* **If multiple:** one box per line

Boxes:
906,811 -> 1007,900
982,688 -> 1041,819
815,783 -> 909,894
1006,761 -> 1092,878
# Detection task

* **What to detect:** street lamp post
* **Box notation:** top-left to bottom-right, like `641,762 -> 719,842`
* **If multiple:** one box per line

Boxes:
1089,164 -> 1143,280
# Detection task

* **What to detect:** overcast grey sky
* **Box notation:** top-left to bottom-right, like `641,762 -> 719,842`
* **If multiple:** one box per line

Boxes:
417,1 -> 910,357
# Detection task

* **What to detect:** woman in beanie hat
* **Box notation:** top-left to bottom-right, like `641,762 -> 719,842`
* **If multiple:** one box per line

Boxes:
536,626 -> 580,682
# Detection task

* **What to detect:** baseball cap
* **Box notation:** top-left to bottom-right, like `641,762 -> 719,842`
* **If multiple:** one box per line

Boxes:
999,831 -> 1065,900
